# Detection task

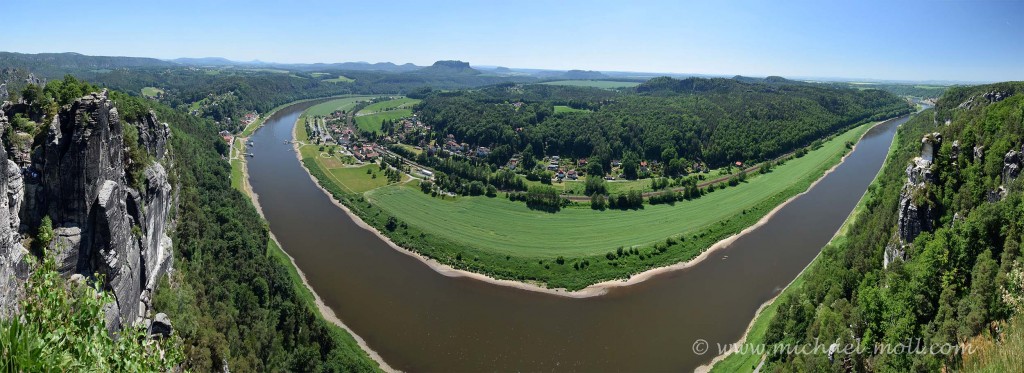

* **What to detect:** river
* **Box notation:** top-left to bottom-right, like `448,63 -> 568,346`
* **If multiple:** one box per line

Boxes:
247,100 -> 911,372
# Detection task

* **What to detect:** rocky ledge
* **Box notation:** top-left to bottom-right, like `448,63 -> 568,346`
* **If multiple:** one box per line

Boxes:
0,90 -> 174,332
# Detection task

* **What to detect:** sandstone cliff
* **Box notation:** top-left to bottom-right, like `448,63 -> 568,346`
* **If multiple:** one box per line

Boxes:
885,133 -> 941,268
0,90 -> 174,331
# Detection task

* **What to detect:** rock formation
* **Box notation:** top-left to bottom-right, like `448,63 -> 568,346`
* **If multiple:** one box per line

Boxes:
1003,149 -> 1021,185
0,110 -> 29,318
0,90 -> 174,331
885,133 -> 941,268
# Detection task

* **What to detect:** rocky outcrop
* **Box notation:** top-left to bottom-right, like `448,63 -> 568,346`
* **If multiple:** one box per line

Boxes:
957,90 -> 1012,111
0,90 -> 174,331
1003,149 -> 1021,184
0,84 -> 7,102
885,133 -> 941,268
0,111 -> 28,317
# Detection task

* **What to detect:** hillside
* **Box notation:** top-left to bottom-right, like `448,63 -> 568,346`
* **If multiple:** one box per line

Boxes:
416,77 -> 912,170
414,60 -> 482,75
756,82 -> 1024,371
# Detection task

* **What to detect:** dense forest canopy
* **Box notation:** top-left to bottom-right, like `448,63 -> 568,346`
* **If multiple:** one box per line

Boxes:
416,77 -> 912,170
763,82 -> 1024,371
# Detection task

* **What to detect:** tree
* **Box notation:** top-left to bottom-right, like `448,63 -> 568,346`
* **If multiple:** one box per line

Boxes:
621,151 -> 640,179
584,176 -> 607,196
590,193 -> 606,210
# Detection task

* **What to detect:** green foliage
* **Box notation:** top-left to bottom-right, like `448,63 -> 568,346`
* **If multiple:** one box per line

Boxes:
760,83 -> 1024,371
0,255 -> 183,371
417,77 -> 910,171
140,100 -> 379,371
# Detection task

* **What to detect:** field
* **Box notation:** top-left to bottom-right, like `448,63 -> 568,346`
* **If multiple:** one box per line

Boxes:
358,97 -> 420,114
366,122 -> 871,257
554,105 -> 591,114
141,86 -> 164,98
541,80 -> 641,89
325,75 -> 354,83
295,112 -> 392,193
353,97 -> 419,132
304,96 -> 376,117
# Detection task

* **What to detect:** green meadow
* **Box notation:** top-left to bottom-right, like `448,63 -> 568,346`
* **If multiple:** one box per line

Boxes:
305,96 -> 376,117
366,121 -> 868,257
553,105 -> 591,114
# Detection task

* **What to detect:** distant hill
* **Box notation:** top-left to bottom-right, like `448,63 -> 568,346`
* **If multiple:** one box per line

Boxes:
561,70 -> 609,80
0,52 -> 177,78
169,56 -> 422,72
171,57 -> 238,66
414,60 -> 481,75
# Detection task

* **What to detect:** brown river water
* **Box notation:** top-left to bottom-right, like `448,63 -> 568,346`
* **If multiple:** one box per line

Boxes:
246,100 -> 911,372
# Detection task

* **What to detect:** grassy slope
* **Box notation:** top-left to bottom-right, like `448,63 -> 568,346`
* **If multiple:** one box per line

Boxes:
710,114 -> 908,372
367,122 -> 871,257
358,97 -> 420,114
541,80 -> 641,89
305,96 -> 376,117
325,75 -> 354,83
554,105 -> 591,114
352,97 -> 419,133
141,86 -> 163,97
355,110 -> 411,132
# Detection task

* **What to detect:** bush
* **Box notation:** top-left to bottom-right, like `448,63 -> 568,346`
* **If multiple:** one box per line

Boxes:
1,255 -> 184,371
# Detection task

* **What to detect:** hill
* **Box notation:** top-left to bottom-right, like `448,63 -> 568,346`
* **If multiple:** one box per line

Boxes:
750,82 -> 1024,371
414,60 -> 481,75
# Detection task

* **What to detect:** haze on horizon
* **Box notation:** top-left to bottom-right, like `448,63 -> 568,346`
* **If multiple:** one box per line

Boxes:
2,0 -> 1022,83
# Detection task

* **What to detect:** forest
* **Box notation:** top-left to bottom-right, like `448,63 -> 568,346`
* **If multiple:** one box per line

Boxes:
415,77 -> 912,173
761,83 -> 1024,371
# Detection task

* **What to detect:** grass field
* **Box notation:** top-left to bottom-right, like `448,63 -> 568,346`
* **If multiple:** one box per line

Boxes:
554,105 -> 591,114
325,75 -> 354,83
358,97 -> 420,114
541,80 -> 641,89
355,110 -> 411,132
366,122 -> 871,257
305,96 -> 376,117
311,72 -> 329,77
141,86 -> 164,98
352,97 -> 419,132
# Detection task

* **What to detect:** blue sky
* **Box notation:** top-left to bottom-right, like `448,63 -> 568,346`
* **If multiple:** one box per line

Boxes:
3,0 -> 1022,82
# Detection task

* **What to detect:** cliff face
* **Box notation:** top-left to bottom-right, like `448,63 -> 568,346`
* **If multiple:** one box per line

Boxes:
0,90 -> 173,331
0,108 -> 28,317
885,133 -> 941,268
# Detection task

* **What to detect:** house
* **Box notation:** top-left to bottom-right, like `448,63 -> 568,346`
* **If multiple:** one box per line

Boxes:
567,170 -> 578,180
611,159 -> 621,167
577,158 -> 588,167
547,163 -> 559,171
735,161 -> 744,167
476,147 -> 491,158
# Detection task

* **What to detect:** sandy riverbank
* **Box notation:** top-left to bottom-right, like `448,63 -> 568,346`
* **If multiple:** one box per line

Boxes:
288,108 -> 893,298
238,133 -> 399,373
695,115 -> 906,372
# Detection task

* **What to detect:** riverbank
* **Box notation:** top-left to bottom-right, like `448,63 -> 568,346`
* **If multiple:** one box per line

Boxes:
233,100 -> 397,372
293,99 -> 905,295
704,112 -> 916,372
